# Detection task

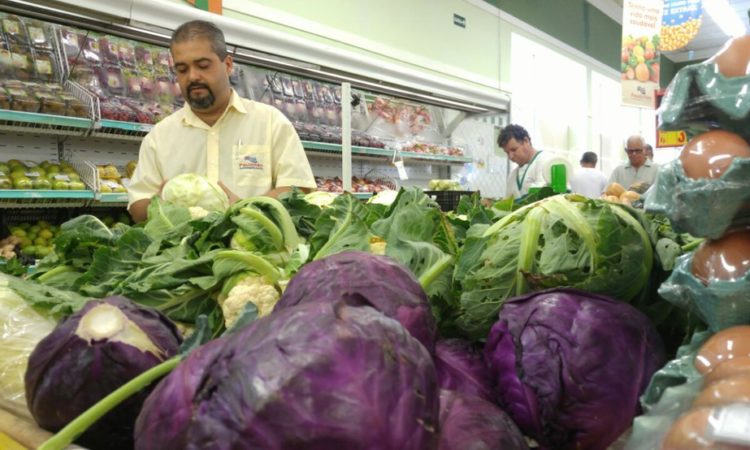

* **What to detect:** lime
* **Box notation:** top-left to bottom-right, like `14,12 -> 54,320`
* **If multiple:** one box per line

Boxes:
37,220 -> 51,229
39,229 -> 53,240
29,225 -> 41,234
36,246 -> 50,257
11,228 -> 26,238
33,237 -> 47,246
22,245 -> 37,257
19,237 -> 31,248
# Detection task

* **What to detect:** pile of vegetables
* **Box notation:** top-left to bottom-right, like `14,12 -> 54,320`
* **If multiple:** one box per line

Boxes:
0,174 -> 707,450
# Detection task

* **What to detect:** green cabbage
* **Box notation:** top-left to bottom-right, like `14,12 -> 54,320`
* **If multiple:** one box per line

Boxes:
453,194 -> 653,340
161,173 -> 229,212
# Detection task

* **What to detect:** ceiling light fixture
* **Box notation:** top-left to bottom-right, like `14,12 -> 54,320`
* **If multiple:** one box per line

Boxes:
703,0 -> 746,38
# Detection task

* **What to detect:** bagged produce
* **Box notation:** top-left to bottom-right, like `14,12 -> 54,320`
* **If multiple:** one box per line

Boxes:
0,278 -> 56,419
658,229 -> 750,331
645,138 -> 750,239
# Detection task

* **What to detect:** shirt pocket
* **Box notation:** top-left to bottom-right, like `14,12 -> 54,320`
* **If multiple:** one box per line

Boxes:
233,144 -> 272,188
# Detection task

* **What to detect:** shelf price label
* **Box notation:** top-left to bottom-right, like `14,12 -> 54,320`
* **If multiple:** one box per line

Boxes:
657,129 -> 687,147
392,149 -> 408,180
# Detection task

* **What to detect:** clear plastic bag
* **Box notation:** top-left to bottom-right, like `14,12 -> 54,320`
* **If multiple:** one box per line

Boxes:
0,278 -> 56,419
645,158 -> 750,239
659,252 -> 750,332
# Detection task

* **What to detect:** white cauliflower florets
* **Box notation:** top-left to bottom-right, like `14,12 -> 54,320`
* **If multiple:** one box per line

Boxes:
188,206 -> 211,219
219,276 -> 280,327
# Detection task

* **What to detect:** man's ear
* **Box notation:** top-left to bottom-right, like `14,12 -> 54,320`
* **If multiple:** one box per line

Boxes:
224,54 -> 234,75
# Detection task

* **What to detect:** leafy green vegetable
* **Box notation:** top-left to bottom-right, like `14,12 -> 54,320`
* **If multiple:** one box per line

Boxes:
0,273 -> 88,318
310,193 -> 373,260
453,195 -> 654,340
278,188 -> 323,239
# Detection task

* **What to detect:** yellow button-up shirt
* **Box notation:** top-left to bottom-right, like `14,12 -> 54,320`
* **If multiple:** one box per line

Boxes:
128,90 -> 316,208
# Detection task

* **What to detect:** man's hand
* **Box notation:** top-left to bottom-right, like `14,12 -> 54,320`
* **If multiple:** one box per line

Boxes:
129,179 -> 168,223
218,181 -> 241,204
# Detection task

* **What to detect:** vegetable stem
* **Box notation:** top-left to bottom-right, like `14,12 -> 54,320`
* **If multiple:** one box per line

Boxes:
418,254 -> 454,290
38,356 -> 181,450
681,238 -> 704,253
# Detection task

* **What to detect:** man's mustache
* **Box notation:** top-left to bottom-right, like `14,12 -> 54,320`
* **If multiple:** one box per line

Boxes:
188,83 -> 210,92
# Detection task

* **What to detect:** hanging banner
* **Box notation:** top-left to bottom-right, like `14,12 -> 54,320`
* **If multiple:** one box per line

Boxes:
621,0 -> 663,108
660,0 -> 702,52
184,0 -> 222,15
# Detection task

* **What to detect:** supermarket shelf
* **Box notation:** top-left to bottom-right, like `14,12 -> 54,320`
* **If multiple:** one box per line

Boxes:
90,120 -> 153,141
0,189 -> 95,208
0,109 -> 92,136
96,193 -> 129,204
302,141 -> 470,164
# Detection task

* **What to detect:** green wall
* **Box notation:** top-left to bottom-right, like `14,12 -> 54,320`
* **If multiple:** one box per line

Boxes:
224,0 -> 502,90
494,0 -> 621,71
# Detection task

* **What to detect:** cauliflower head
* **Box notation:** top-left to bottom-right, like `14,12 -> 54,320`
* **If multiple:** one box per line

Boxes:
219,275 -> 280,327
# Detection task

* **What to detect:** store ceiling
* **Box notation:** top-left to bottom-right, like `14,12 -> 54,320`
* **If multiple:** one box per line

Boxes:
589,0 -> 750,62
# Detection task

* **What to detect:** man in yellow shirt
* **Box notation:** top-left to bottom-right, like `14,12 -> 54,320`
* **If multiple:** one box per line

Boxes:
128,20 -> 316,222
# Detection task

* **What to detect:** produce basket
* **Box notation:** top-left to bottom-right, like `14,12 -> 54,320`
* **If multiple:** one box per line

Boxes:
424,190 -> 477,212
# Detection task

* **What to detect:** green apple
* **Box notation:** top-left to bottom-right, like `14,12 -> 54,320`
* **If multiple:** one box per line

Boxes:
69,180 -> 86,190
13,177 -> 32,190
32,178 -> 52,189
52,180 -> 69,190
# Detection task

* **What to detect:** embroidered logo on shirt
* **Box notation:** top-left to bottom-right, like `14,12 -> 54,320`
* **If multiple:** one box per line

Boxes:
238,155 -> 264,171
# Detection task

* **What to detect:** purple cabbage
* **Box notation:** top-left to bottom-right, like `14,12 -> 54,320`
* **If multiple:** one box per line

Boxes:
483,288 -> 665,450
25,296 -> 181,450
434,339 -> 494,402
275,251 -> 437,351
438,390 -> 529,450
135,301 -> 439,450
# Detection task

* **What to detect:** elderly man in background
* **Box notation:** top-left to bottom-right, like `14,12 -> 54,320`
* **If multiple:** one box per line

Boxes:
608,135 -> 658,189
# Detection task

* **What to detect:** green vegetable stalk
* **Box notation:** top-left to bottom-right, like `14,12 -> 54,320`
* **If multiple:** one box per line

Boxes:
38,356 -> 181,450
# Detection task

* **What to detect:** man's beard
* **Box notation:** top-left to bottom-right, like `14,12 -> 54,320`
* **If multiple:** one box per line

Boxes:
187,83 -> 215,109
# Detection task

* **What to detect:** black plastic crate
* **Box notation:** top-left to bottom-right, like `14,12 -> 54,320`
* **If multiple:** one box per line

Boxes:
424,190 -> 478,212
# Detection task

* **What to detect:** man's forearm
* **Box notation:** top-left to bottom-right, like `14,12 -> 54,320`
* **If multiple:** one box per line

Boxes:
129,199 -> 151,223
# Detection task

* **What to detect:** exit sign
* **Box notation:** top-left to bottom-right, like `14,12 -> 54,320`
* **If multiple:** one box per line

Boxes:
453,13 -> 466,28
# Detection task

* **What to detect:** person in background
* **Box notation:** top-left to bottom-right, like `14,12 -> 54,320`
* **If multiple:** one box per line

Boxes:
128,20 -> 316,223
498,124 -> 550,198
570,151 -> 607,198
608,135 -> 659,189
644,143 -> 654,161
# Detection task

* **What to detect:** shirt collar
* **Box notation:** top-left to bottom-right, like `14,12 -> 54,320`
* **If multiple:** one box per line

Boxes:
626,159 -> 653,169
181,89 -> 247,129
